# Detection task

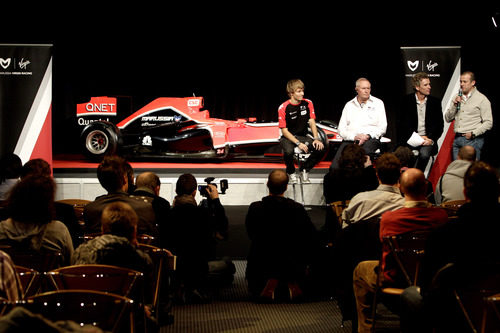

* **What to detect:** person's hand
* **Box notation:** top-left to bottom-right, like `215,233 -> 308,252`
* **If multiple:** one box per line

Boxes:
354,134 -> 370,145
206,184 -> 219,200
464,132 -> 474,140
297,142 -> 309,153
421,136 -> 433,146
454,95 -> 463,105
312,139 -> 324,151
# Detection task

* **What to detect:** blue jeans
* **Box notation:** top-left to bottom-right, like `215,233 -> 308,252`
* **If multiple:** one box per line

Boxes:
452,135 -> 484,160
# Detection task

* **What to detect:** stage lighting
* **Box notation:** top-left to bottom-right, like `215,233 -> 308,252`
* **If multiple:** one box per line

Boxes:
492,12 -> 499,28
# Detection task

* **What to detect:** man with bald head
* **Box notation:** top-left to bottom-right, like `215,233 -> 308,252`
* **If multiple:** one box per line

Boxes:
245,169 -> 320,302
133,171 -> 171,247
352,168 -> 448,333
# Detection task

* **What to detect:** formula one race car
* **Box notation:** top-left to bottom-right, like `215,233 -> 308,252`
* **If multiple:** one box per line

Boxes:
77,96 -> 342,161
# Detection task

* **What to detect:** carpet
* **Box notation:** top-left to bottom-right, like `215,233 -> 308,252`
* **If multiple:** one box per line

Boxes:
161,260 -> 352,333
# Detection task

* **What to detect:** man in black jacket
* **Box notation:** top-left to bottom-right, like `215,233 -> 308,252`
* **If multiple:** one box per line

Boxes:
166,173 -> 231,303
245,169 -> 320,302
398,72 -> 444,171
83,156 -> 158,238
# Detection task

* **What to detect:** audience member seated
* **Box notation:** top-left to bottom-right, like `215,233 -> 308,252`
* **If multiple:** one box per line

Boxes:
434,145 -> 476,205
322,144 -> 378,243
83,155 -> 158,238
0,175 -> 74,266
20,158 -> 83,247
133,172 -> 170,247
245,169 -> 320,302
342,153 -> 405,229
72,201 -> 153,272
393,146 -> 416,172
0,153 -> 22,201
401,161 -> 500,332
0,249 -> 23,301
165,173 -> 233,304
352,168 -> 448,333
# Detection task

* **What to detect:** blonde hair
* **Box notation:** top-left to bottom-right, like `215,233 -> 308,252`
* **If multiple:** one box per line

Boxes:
286,79 -> 304,96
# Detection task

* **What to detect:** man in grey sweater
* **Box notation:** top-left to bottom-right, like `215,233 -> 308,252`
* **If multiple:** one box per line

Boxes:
434,145 -> 476,204
445,71 -> 492,160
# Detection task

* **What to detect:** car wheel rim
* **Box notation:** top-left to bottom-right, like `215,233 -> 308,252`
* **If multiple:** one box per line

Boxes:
86,130 -> 109,154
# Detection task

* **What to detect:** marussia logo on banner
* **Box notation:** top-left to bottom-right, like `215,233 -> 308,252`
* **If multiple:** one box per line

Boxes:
77,96 -> 117,117
0,58 -> 11,69
407,60 -> 419,72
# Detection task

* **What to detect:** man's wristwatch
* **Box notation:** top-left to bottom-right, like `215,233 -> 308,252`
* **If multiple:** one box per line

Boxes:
295,141 -> 301,146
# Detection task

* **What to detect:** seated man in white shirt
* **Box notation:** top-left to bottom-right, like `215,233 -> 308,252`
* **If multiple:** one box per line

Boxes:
331,78 -> 387,169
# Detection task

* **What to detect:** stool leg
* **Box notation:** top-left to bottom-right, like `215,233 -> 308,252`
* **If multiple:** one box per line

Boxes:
299,180 -> 305,206
292,182 -> 297,202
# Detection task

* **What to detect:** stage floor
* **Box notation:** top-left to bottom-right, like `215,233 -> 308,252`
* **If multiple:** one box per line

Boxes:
53,154 -> 331,177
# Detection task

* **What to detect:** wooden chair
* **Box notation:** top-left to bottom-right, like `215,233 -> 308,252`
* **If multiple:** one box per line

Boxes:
46,264 -> 144,299
80,233 -> 156,245
329,200 -> 350,227
440,199 -> 467,217
55,199 -> 91,226
137,243 -> 176,324
451,264 -> 500,333
483,293 -> 500,333
0,244 -> 63,273
371,230 -> 431,332
22,289 -> 135,332
15,265 -> 41,298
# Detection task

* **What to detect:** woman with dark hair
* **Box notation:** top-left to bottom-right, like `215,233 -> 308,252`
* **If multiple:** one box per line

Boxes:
0,175 -> 74,265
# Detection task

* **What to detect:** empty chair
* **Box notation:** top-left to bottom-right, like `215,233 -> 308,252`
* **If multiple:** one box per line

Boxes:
0,244 -> 63,273
370,230 -> 431,332
22,289 -> 135,332
15,265 -> 41,298
137,243 -> 176,325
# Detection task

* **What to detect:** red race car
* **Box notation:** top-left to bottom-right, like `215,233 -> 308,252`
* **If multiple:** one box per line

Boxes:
77,96 -> 342,161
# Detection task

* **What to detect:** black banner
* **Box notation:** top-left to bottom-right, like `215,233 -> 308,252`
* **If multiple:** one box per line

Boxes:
0,44 -> 52,163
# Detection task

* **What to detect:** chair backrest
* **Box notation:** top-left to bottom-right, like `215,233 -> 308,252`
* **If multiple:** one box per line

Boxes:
55,199 -> 91,226
47,264 -> 143,299
452,264 -> 500,333
15,265 -> 41,298
80,233 -> 156,245
440,199 -> 467,216
329,200 -> 350,227
23,289 -> 134,332
137,243 -> 176,317
382,229 -> 431,287
0,243 -> 63,273
484,293 -> 500,333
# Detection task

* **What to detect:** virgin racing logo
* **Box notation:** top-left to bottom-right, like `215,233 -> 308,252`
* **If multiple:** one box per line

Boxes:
0,57 -> 32,76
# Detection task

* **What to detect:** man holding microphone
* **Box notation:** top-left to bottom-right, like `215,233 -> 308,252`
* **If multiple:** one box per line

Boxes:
445,71 -> 493,160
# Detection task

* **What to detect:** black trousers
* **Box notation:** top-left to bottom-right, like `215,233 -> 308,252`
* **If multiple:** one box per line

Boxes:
280,136 -> 323,174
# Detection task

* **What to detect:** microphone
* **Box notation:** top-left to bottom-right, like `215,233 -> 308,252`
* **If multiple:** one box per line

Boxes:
457,88 -> 463,111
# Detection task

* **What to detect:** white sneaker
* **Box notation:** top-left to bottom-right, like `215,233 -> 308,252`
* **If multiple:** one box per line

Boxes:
301,170 -> 311,184
288,173 -> 298,184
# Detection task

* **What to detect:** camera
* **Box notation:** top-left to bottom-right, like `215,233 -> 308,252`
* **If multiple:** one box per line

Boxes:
198,177 -> 228,197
